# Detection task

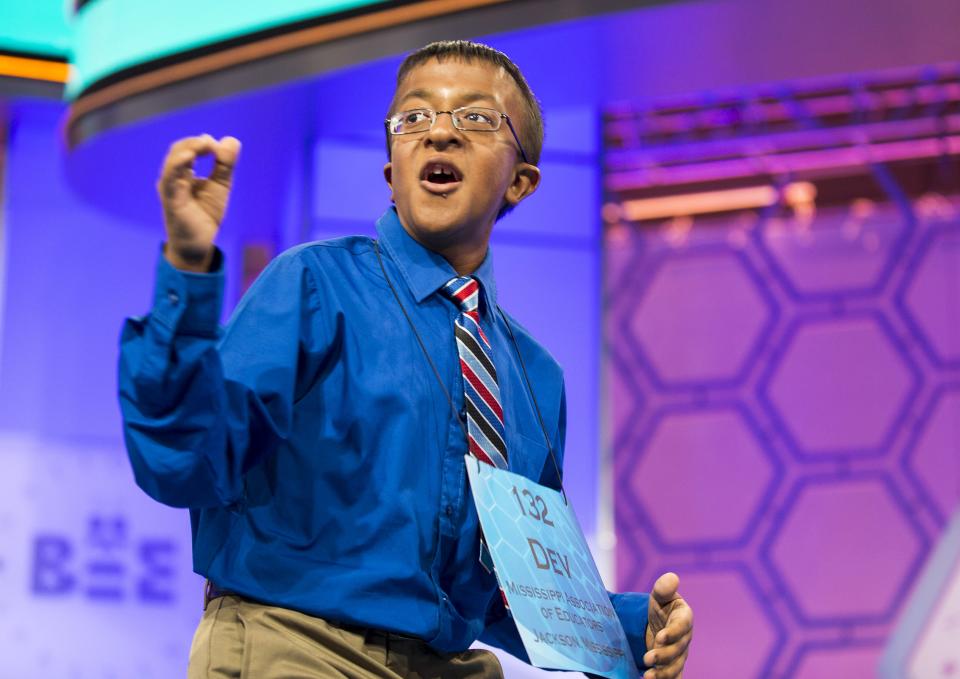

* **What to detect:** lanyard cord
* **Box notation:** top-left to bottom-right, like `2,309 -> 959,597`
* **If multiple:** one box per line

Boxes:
374,240 -> 467,440
496,304 -> 567,504
374,239 -> 566,503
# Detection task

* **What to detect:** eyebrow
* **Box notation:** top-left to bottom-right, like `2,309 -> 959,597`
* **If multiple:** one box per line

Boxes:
398,89 -> 497,108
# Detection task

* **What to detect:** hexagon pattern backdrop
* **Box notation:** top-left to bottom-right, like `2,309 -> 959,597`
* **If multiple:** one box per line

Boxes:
604,193 -> 960,678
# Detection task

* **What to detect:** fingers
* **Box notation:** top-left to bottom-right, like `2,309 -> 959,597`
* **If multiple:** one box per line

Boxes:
643,573 -> 692,678
643,630 -> 691,669
643,645 -> 689,679
651,572 -> 680,606
157,134 -> 239,199
644,591 -> 693,678
656,599 -> 693,645
210,136 -> 241,185
159,135 -> 216,182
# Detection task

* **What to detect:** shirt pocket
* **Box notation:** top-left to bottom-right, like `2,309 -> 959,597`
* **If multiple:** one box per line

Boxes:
509,428 -> 552,485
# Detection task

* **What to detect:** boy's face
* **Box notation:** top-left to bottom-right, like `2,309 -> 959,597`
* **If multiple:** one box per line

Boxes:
384,58 -> 539,259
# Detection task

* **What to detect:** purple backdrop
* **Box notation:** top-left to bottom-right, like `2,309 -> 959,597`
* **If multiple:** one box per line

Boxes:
607,198 -> 960,677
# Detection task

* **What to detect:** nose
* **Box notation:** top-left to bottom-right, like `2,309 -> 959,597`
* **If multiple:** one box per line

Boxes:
424,111 -> 462,151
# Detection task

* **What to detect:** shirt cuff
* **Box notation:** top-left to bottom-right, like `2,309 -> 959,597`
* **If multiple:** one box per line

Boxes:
609,590 -> 650,671
151,247 -> 224,337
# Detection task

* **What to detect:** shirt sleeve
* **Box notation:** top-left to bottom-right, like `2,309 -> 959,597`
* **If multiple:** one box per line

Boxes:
118,247 -> 325,509
609,591 -> 650,671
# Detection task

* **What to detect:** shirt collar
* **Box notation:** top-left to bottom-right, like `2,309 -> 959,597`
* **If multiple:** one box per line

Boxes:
376,207 -> 499,310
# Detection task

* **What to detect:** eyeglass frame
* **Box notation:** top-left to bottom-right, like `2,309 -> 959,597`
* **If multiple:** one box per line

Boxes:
384,106 -> 530,164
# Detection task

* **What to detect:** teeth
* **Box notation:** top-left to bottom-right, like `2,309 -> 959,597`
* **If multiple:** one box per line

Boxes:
427,164 -> 456,180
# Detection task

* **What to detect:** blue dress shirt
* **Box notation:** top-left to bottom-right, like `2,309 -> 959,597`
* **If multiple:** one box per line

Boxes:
118,207 -> 648,664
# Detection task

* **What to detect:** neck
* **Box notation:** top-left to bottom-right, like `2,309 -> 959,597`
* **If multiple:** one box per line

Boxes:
395,212 -> 492,275
442,244 -> 487,275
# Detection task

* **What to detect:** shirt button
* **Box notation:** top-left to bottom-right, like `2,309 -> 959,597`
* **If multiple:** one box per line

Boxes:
445,504 -> 454,517
458,407 -> 467,422
167,290 -> 180,306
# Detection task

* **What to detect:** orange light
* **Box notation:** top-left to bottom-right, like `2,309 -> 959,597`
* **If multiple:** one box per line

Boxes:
619,182 -> 817,221
0,54 -> 68,84
620,186 -> 779,221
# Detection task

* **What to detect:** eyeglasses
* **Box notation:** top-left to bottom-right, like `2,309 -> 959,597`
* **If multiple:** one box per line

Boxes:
385,106 -> 529,164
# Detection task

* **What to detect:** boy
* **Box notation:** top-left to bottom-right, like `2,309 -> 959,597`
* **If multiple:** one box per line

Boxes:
120,40 -> 692,678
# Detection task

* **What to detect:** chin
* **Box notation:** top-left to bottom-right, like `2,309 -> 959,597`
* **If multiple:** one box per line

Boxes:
405,203 -> 468,241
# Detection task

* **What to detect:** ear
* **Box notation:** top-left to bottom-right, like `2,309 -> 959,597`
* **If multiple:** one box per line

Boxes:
383,162 -> 394,202
503,163 -> 541,209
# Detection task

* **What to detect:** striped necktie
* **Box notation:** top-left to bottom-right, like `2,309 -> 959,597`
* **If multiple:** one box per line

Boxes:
442,276 -> 508,470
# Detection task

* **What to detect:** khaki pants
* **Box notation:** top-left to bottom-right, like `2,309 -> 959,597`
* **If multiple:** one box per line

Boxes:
188,595 -> 504,679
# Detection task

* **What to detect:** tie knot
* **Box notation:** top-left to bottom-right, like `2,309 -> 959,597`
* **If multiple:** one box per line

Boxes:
442,276 -> 480,314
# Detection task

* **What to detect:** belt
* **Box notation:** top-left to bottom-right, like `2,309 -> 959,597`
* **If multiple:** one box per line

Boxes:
201,580 -> 426,644
203,579 -> 235,609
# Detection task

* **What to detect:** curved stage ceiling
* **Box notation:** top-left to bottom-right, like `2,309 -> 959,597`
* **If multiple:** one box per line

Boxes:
12,0 -> 646,146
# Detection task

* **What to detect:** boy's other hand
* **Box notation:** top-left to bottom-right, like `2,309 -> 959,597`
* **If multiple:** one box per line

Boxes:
643,572 -> 692,678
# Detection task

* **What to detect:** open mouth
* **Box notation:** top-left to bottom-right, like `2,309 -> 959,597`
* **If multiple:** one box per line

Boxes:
420,160 -> 463,194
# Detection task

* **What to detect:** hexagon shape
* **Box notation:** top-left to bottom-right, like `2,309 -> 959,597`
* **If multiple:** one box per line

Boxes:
607,347 -> 646,454
604,230 -> 648,313
791,644 -> 882,679
905,386 -> 960,524
761,313 -> 918,458
766,475 -> 925,624
623,248 -> 776,388
626,406 -> 778,549
760,202 -> 909,299
672,568 -> 782,678
898,225 -> 960,367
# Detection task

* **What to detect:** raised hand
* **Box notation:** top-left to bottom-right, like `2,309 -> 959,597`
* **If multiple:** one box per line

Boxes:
643,572 -> 693,679
156,134 -> 241,272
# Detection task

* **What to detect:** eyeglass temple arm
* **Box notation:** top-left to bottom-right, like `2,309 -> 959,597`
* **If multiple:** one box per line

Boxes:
502,115 -> 530,164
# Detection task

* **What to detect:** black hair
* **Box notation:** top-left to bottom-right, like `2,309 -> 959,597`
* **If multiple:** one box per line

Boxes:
388,40 -> 543,168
